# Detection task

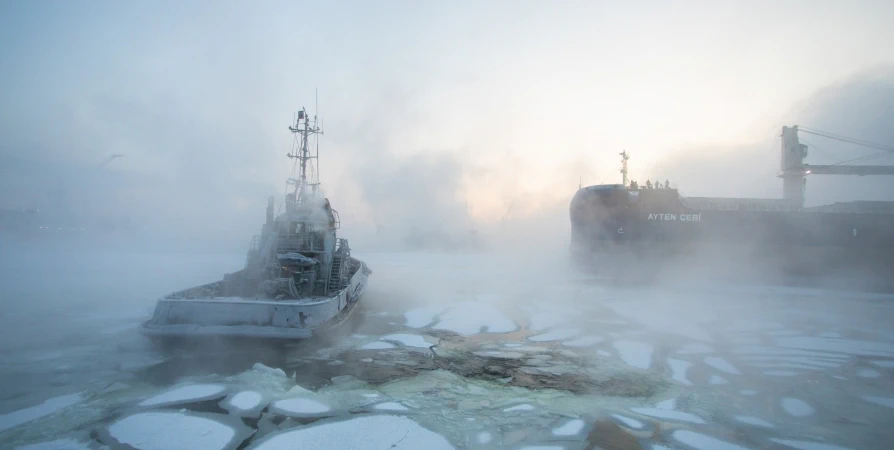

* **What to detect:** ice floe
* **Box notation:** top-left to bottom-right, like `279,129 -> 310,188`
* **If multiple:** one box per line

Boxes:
404,306 -> 444,328
219,390 -> 268,418
382,333 -> 432,348
561,336 -> 604,347
862,396 -> 894,408
857,368 -> 881,378
14,438 -> 92,450
704,357 -> 740,375
100,411 -> 253,450
612,340 -> 653,370
138,384 -> 227,408
666,358 -> 692,385
734,415 -> 774,428
611,414 -> 644,429
781,398 -> 814,417
709,375 -> 729,385
769,438 -> 852,450
528,329 -> 580,342
672,430 -> 749,450
473,351 -> 524,359
551,418 -> 585,436
247,415 -> 453,450
503,404 -> 536,412
269,397 -> 334,418
0,392 -> 84,432
359,341 -> 396,350
373,402 -> 410,411
433,302 -> 517,335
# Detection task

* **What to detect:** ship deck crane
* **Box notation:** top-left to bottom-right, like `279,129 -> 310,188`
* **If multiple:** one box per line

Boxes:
779,126 -> 894,206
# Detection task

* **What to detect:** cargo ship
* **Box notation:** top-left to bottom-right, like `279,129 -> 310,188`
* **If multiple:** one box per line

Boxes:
569,126 -> 894,290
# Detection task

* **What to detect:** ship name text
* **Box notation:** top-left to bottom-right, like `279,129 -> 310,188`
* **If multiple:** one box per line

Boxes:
647,213 -> 701,222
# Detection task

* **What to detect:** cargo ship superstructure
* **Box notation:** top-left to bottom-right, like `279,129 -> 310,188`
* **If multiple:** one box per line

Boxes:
570,126 -> 894,288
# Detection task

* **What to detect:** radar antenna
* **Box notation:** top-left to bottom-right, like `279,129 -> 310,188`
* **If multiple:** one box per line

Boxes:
287,104 -> 324,209
619,150 -> 630,187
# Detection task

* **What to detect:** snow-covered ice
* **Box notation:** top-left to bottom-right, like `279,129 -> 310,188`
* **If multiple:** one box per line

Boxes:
769,438 -> 852,450
0,392 -> 83,432
781,398 -> 815,417
229,391 -> 263,410
404,306 -> 443,328
373,402 -> 410,411
630,408 -> 705,424
138,384 -> 227,407
734,415 -> 774,428
611,414 -> 644,429
432,302 -> 517,335
247,415 -> 454,450
551,418 -> 585,436
666,358 -> 692,385
528,329 -> 580,342
612,340 -> 653,370
219,390 -> 268,418
673,430 -> 749,450
382,333 -> 432,348
503,404 -> 536,412
270,397 -> 332,417
359,341 -> 396,350
102,411 -> 252,450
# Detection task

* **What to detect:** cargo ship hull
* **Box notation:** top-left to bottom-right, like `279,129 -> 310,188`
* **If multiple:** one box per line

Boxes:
570,185 -> 894,290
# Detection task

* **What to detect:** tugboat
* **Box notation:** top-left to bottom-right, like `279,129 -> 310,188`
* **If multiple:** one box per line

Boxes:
141,105 -> 371,340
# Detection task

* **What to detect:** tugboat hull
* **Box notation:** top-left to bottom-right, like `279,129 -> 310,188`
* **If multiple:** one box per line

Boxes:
140,260 -> 370,340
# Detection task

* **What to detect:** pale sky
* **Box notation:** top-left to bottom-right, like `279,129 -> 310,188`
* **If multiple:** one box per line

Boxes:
2,0 -> 893,246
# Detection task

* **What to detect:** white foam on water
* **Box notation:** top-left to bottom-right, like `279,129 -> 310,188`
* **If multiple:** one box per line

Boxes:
631,408 -> 705,424
857,369 -> 881,378
734,415 -> 774,428
404,306 -> 444,328
769,438 -> 852,450
709,375 -> 729,385
374,402 -> 410,411
613,340 -> 653,370
673,430 -> 749,450
108,411 -> 235,450
229,391 -> 263,410
781,398 -> 814,417
862,396 -> 894,408
870,360 -> 894,368
528,329 -> 580,342
666,359 -> 692,385
15,438 -> 91,450
552,418 -> 585,436
503,404 -> 535,412
382,334 -> 431,348
0,392 -> 84,432
676,343 -> 715,354
359,341 -> 396,350
611,414 -> 644,429
252,414 -> 454,450
433,302 -> 517,335
561,336 -> 604,347
273,398 -> 331,414
704,357 -> 740,375
139,384 -> 226,407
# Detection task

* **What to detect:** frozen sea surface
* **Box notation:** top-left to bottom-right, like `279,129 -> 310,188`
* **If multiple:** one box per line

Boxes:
2,250 -> 894,449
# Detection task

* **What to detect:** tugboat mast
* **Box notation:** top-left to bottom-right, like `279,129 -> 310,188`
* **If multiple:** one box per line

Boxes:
287,105 -> 323,208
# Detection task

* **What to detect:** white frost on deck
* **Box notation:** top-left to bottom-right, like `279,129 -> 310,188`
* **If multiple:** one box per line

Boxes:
734,415 -> 774,428
359,341 -> 396,350
551,418 -> 585,436
252,415 -> 453,450
561,336 -> 604,347
673,430 -> 749,450
0,392 -> 83,432
666,359 -> 692,385
862,396 -> 894,408
229,391 -> 263,410
503,404 -> 535,412
781,398 -> 814,417
272,398 -> 331,414
382,334 -> 431,348
611,414 -> 644,429
612,340 -> 653,370
704,357 -> 740,375
528,329 -> 580,342
139,384 -> 226,407
433,302 -> 517,335
14,438 -> 91,450
769,438 -> 852,450
108,411 -> 235,450
374,402 -> 410,411
630,408 -> 705,424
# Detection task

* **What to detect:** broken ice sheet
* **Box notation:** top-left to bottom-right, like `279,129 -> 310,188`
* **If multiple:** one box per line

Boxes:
358,341 -> 396,350
99,410 -> 254,450
269,397 -> 336,418
138,384 -> 227,408
372,401 -> 411,412
561,336 -> 604,347
612,340 -> 654,370
781,398 -> 814,417
246,414 -> 454,450
673,430 -> 749,450
14,438 -> 92,450
0,392 -> 84,433
381,333 -> 434,348
630,408 -> 705,424
219,390 -> 269,418
551,418 -> 587,437
527,329 -> 580,342
433,302 -> 517,335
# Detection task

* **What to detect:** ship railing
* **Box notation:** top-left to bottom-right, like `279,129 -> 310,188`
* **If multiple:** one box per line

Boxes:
275,232 -> 325,252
